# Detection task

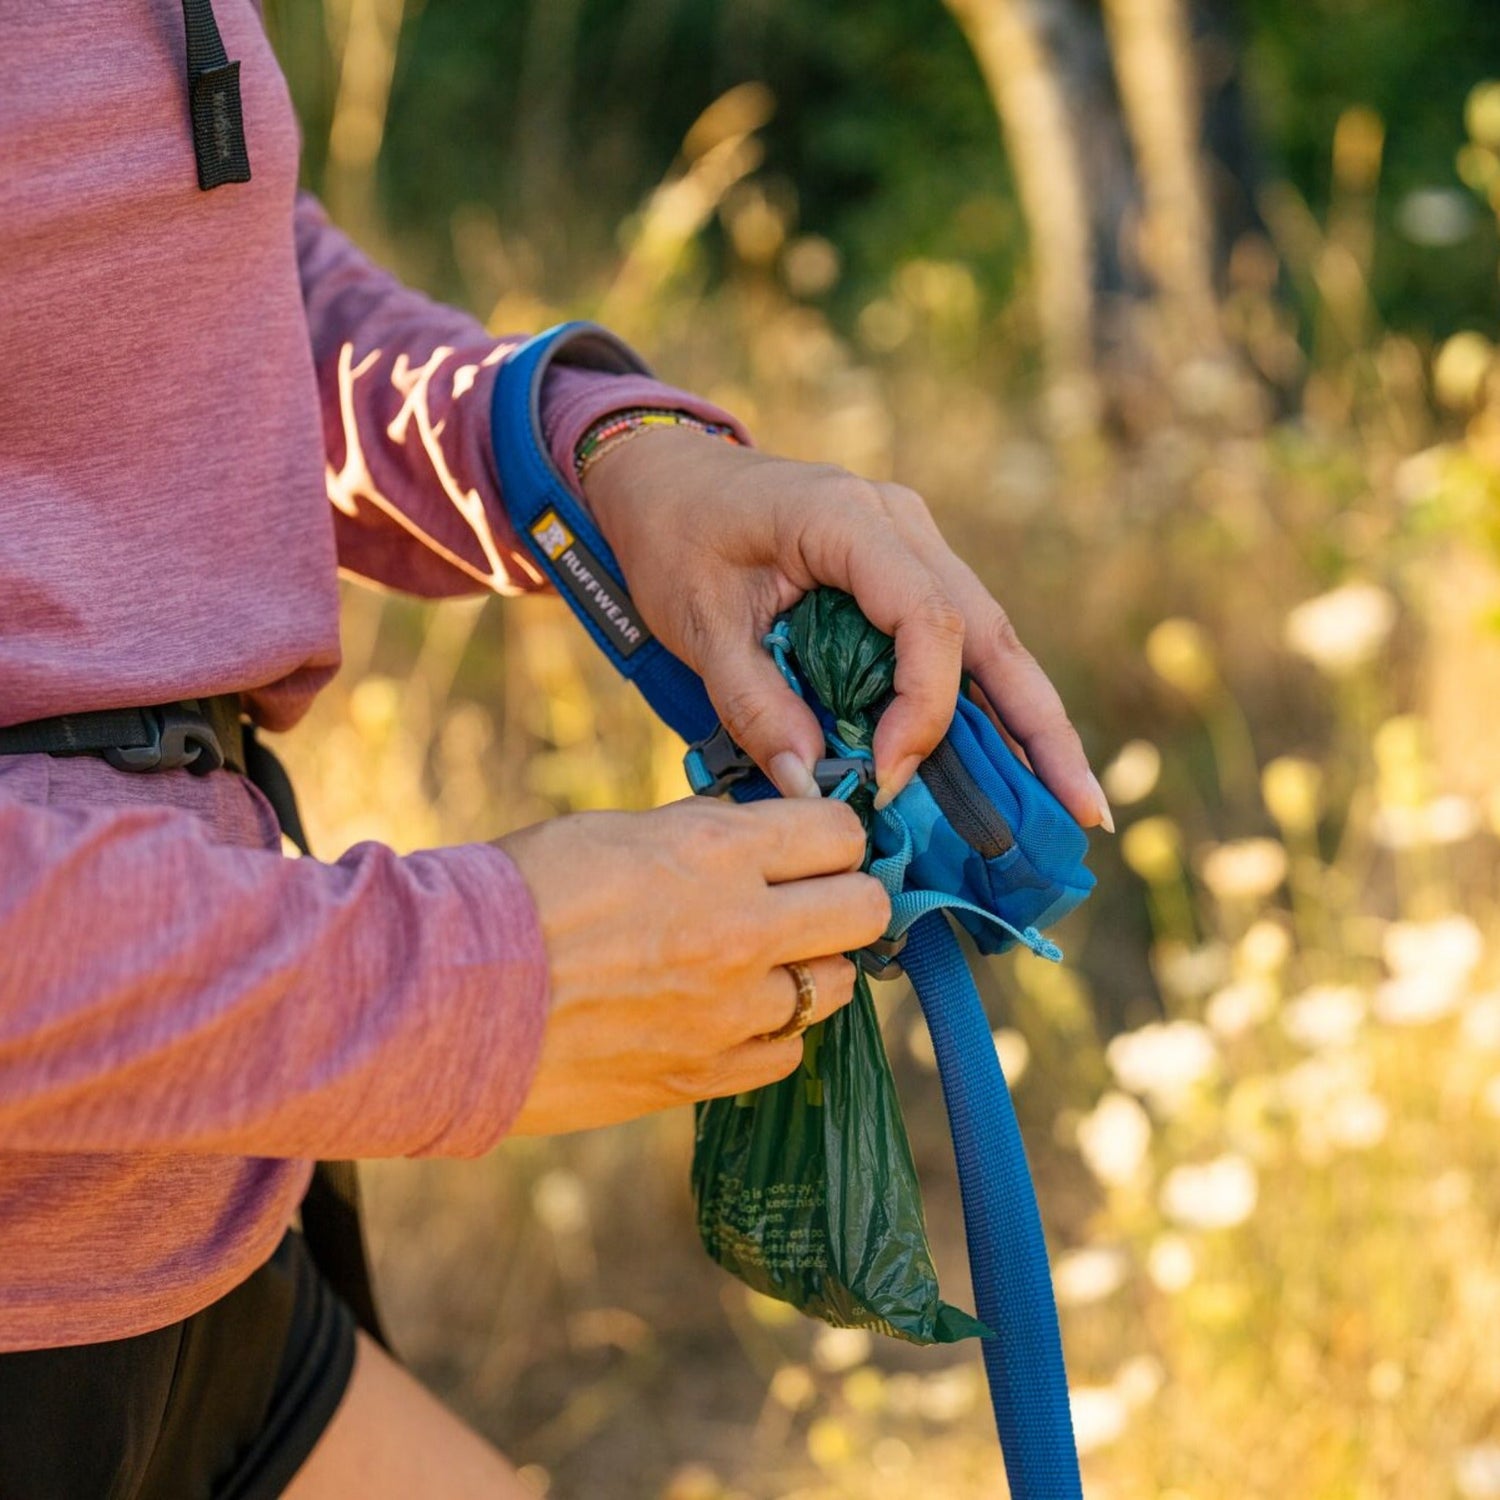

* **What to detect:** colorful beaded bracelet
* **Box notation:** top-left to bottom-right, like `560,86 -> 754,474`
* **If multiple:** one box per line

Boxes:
574,407 -> 740,482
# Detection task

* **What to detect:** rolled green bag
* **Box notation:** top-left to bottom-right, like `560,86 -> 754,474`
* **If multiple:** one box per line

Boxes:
690,590 -> 989,1345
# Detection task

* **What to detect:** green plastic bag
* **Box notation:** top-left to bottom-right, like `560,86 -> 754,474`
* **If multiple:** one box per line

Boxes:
690,590 -> 989,1345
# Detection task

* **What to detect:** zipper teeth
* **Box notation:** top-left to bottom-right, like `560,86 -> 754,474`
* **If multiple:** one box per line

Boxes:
922,738 -> 1015,859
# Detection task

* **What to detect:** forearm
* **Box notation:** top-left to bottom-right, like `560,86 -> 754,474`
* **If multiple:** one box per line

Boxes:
295,195 -> 744,597
0,792 -> 546,1159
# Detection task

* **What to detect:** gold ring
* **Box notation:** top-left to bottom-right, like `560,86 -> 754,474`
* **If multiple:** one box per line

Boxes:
762,961 -> 818,1041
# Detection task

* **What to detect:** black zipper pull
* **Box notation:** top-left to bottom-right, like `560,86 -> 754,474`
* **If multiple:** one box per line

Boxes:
181,0 -> 251,191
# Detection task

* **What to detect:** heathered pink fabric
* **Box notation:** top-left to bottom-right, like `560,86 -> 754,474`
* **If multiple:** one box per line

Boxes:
0,1 -> 740,1349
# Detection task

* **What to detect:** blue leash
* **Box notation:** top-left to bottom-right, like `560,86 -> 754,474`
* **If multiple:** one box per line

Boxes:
493,322 -> 1083,1497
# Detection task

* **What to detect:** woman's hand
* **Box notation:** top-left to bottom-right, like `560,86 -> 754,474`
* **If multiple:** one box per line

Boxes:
581,427 -> 1112,828
500,796 -> 887,1136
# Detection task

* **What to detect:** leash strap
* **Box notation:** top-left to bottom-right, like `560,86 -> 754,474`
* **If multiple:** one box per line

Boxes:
492,323 -> 1081,1494
903,915 -> 1082,1497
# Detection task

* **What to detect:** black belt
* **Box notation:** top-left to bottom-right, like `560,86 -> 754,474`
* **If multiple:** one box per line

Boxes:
0,697 -> 246,776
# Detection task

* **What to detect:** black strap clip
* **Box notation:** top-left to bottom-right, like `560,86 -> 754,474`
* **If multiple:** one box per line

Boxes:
686,726 -> 879,801
858,932 -> 908,981
104,705 -> 225,776
684,723 -> 757,797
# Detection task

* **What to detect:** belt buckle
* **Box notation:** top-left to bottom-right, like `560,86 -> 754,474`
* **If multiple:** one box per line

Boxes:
104,704 -> 225,776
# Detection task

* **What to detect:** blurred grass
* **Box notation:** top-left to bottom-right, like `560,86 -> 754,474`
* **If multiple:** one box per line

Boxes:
269,17 -> 1500,1496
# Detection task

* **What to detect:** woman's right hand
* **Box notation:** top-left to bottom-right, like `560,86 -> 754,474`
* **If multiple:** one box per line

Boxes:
498,796 -> 888,1136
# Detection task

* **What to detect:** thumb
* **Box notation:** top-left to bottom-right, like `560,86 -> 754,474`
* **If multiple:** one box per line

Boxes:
699,631 -> 827,800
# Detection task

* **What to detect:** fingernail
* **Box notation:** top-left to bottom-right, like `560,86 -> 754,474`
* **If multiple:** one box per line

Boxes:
770,751 -> 821,799
1086,771 -> 1115,833
873,755 -> 920,812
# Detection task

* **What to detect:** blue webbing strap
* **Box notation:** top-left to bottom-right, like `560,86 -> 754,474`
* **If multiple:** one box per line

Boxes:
492,324 -> 1081,1496
489,321 -> 719,745
903,915 -> 1083,1498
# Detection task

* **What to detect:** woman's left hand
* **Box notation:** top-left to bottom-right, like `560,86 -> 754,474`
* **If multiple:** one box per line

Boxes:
580,425 -> 1112,829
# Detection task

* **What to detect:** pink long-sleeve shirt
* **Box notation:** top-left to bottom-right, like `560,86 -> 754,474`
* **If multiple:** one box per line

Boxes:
0,2 -> 740,1349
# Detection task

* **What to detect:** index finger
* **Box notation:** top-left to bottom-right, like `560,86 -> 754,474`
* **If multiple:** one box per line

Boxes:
792,490 -> 964,799
732,797 -> 869,883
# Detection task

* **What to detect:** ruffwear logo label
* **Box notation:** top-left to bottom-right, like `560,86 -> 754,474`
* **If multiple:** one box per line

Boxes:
529,511 -> 651,658
533,512 -> 573,561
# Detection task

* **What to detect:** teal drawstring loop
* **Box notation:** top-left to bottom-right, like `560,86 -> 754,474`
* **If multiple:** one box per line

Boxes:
870,806 -> 1064,964
828,768 -> 863,802
762,624 -> 802,696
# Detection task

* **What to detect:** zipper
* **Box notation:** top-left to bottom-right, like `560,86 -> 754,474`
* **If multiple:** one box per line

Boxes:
919,735 -> 1015,860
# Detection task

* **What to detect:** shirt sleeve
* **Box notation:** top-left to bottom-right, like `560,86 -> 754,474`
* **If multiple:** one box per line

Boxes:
294,194 -> 748,598
0,786 -> 549,1159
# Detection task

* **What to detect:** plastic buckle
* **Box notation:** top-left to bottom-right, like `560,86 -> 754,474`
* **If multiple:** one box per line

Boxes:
104,705 -> 225,776
684,723 -> 757,797
859,932 -> 908,981
812,757 -> 874,796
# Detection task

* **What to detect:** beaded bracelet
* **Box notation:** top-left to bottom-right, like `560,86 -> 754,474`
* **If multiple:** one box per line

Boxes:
574,407 -> 740,482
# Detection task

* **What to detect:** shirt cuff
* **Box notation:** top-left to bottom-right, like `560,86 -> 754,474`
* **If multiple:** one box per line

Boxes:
405,840 -> 550,1157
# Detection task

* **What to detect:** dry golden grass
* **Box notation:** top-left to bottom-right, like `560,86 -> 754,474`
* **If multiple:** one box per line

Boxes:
272,74 -> 1500,1500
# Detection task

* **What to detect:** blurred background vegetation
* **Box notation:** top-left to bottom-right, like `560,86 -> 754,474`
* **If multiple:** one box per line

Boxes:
263,1 -> 1500,1495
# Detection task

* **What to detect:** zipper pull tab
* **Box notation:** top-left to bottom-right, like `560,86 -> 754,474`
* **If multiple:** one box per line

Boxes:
182,0 -> 251,191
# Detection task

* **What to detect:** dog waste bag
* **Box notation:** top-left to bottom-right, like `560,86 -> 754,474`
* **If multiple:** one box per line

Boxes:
691,589 -> 988,1344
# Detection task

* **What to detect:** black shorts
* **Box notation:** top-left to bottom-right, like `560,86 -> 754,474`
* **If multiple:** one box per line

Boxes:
0,1231 -> 356,1500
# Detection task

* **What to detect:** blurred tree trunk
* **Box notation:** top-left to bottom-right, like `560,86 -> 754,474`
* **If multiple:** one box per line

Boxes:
1100,0 -> 1225,358
323,0 -> 408,248
944,0 -> 1102,436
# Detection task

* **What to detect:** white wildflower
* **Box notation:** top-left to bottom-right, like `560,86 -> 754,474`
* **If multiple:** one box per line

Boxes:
993,1028 -> 1030,1084
1457,1444 -> 1500,1500
914,1366 -> 978,1423
1154,941 -> 1232,1001
1323,1092 -> 1390,1152
1206,978 -> 1277,1039
1146,1234 -> 1197,1292
1367,1359 -> 1404,1401
1284,582 -> 1396,675
1372,795 -> 1481,848
1145,619 -> 1217,700
1374,916 -> 1482,1025
1462,993 -> 1500,1050
1262,756 -> 1322,833
1102,740 -> 1161,806
531,1169 -> 589,1237
1077,1092 -> 1153,1189
1114,1354 -> 1165,1410
1374,972 -> 1465,1026
1198,838 -> 1288,901
1422,1170 -> 1473,1216
811,1327 -> 871,1373
1282,984 -> 1366,1051
1383,915 -> 1484,981
1434,331 -> 1495,409
1053,1247 -> 1129,1307
1237,919 -> 1292,976
1280,1053 -> 1374,1118
1121,817 -> 1183,884
1107,1021 -> 1218,1109
1160,1154 -> 1258,1230
1069,1386 -> 1129,1454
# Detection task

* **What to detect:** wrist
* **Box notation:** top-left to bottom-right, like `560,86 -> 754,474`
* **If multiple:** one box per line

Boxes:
575,407 -> 738,484
578,413 -> 740,539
